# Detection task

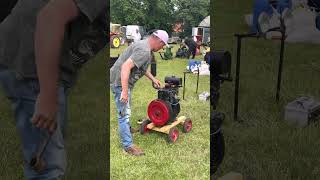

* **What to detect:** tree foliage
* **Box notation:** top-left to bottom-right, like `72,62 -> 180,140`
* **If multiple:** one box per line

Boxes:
172,0 -> 210,37
110,0 -> 209,37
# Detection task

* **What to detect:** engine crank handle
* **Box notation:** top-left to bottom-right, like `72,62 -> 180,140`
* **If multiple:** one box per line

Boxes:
120,102 -> 127,117
29,133 -> 52,170
38,134 -> 52,158
152,82 -> 159,89
36,122 -> 56,159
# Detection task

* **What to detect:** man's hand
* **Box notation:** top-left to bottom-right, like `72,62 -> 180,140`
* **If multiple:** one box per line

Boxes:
145,70 -> 161,88
120,90 -> 129,104
152,79 -> 161,88
31,94 -> 58,134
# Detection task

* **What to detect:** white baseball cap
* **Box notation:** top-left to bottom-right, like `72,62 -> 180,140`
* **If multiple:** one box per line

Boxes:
152,30 -> 169,47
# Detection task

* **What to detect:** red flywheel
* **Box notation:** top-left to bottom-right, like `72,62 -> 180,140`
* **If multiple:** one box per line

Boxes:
147,99 -> 172,126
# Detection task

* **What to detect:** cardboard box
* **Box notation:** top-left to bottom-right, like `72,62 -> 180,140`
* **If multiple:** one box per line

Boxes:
284,97 -> 320,127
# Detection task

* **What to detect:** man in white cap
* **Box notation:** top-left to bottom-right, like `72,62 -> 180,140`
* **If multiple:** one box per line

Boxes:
110,29 -> 169,156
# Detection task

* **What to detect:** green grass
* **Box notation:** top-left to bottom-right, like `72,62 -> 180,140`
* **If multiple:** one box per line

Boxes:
0,51 -> 107,179
110,44 -> 210,179
213,1 -> 320,179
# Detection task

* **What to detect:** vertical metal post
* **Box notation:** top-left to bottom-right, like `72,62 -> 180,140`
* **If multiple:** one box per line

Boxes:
183,72 -> 186,100
196,67 -> 200,94
234,35 -> 242,121
276,25 -> 285,102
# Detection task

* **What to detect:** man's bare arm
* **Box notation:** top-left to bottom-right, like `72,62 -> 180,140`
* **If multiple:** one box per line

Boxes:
120,58 -> 135,102
145,70 -> 156,81
33,0 -> 79,132
145,70 -> 161,88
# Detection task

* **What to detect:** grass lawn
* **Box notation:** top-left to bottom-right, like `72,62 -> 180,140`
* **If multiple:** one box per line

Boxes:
110,44 -> 210,179
0,51 -> 107,179
213,1 -> 320,179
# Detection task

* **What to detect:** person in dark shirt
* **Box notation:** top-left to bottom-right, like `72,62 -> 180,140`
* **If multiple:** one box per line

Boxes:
184,37 -> 198,59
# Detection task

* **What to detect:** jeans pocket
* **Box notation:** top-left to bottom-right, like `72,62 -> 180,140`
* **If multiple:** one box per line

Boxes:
18,80 -> 39,101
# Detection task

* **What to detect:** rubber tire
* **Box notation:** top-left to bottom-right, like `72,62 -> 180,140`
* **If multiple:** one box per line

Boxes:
140,119 -> 151,135
111,35 -> 120,48
168,127 -> 179,143
211,131 -> 225,175
182,118 -> 192,133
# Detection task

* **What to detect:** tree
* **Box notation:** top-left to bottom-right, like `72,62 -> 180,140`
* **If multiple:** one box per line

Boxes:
144,0 -> 175,33
110,0 -> 147,25
172,0 -> 210,37
110,0 -> 209,37
111,0 -> 175,33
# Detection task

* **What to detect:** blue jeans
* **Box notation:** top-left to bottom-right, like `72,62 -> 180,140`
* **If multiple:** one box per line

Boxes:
111,85 -> 133,149
0,70 -> 67,180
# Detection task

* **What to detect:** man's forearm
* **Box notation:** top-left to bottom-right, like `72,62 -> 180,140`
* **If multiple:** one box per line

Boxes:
121,66 -> 130,93
35,12 -> 65,100
35,0 -> 78,100
145,70 -> 156,82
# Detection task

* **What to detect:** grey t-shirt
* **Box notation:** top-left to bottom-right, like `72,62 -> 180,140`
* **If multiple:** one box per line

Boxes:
110,39 -> 152,88
0,0 -> 107,87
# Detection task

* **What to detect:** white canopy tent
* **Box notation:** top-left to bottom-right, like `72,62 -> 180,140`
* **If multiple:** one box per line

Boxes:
199,16 -> 210,27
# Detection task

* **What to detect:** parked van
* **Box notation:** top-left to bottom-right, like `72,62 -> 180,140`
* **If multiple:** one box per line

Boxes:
125,25 -> 145,43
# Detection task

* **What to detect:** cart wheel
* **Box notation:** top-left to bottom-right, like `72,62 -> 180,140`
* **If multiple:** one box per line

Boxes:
183,118 -> 192,133
168,127 -> 179,143
140,119 -> 151,135
111,36 -> 121,48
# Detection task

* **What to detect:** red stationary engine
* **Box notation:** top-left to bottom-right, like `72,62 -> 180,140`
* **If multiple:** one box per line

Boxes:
147,76 -> 182,126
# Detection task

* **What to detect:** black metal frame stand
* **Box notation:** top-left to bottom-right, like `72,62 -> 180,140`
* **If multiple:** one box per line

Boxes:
183,67 -> 200,100
233,26 -> 286,121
